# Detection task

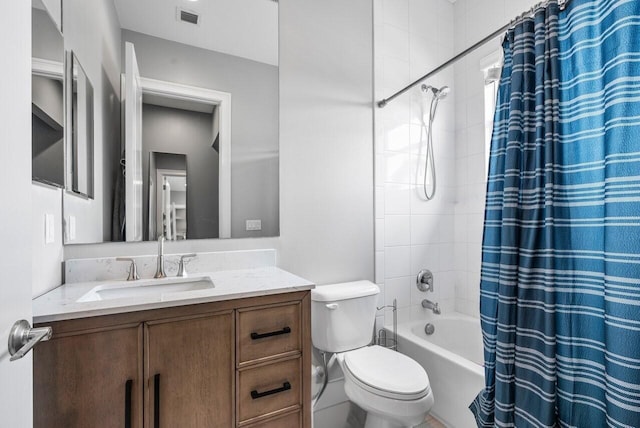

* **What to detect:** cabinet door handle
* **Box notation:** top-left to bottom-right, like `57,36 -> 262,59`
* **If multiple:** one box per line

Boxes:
125,379 -> 133,428
251,381 -> 291,399
154,374 -> 160,428
250,326 -> 291,340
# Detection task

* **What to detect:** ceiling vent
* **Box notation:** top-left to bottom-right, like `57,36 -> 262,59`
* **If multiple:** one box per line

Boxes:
177,8 -> 200,25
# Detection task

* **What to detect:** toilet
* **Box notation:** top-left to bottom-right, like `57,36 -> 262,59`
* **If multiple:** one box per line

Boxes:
311,281 -> 434,428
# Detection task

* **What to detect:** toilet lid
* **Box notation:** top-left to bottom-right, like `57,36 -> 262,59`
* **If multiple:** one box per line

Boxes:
343,346 -> 430,400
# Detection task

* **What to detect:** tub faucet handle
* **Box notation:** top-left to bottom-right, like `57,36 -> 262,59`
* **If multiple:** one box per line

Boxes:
417,269 -> 434,292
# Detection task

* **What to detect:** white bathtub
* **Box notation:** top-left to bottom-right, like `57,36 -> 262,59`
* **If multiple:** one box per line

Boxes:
386,313 -> 485,428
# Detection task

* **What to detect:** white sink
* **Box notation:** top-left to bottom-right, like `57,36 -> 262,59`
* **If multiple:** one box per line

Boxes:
76,276 -> 215,302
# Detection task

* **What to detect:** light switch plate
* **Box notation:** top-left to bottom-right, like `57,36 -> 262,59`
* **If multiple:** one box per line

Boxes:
68,215 -> 76,241
245,219 -> 262,231
44,214 -> 55,244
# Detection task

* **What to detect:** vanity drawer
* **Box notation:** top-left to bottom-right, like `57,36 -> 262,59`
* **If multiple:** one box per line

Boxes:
244,410 -> 301,428
238,358 -> 301,423
237,303 -> 301,364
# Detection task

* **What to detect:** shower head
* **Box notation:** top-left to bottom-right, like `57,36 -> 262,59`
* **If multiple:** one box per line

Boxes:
421,84 -> 450,100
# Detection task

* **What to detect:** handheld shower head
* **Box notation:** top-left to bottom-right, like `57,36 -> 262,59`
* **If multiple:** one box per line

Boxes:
419,83 -> 450,202
421,84 -> 450,100
435,86 -> 450,99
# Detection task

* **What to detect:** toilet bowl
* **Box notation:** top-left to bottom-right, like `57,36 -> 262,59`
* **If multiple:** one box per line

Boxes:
338,345 -> 434,428
311,281 -> 434,428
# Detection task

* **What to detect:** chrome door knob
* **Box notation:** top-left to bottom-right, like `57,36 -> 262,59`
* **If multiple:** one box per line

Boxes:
8,320 -> 52,362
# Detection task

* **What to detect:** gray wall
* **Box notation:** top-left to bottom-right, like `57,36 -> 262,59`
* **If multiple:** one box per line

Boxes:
62,0 -> 122,243
65,0 -> 374,289
142,104 -> 219,240
121,30 -> 279,238
32,76 -> 64,186
32,76 -> 63,125
32,8 -> 63,62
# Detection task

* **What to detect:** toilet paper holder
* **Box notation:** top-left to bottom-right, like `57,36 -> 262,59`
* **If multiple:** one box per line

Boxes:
376,298 -> 397,351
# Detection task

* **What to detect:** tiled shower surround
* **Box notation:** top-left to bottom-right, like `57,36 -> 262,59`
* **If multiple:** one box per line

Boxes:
374,0 -> 540,326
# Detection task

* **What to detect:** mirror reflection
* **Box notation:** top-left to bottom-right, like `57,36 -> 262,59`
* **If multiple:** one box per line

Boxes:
60,0 -> 280,244
148,152 -> 189,241
69,52 -> 94,198
144,98 -> 220,241
32,0 -> 64,188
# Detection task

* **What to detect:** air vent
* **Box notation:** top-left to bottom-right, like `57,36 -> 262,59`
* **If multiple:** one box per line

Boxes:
178,8 -> 200,25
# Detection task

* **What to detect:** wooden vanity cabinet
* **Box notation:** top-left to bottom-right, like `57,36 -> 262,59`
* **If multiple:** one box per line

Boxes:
33,291 -> 311,428
145,312 -> 234,428
34,324 -> 144,428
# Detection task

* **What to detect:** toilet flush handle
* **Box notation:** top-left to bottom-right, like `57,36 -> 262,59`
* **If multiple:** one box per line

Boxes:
326,303 -> 339,310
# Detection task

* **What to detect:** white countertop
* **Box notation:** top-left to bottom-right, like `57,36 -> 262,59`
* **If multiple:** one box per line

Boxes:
33,267 -> 315,323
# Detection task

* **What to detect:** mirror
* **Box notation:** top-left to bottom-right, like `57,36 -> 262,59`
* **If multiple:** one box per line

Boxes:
68,52 -> 95,198
32,0 -> 64,188
59,0 -> 279,244
148,152 -> 188,240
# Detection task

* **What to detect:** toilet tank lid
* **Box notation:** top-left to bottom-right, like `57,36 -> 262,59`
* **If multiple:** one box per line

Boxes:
311,281 -> 379,302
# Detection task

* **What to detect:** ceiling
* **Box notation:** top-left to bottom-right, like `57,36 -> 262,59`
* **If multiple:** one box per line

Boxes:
113,0 -> 278,66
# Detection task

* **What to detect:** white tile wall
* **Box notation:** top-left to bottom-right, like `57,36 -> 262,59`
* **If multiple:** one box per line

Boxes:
374,0 -> 456,326
376,0 -> 540,323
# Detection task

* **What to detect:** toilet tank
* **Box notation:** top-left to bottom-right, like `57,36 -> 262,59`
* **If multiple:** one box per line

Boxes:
311,281 -> 380,353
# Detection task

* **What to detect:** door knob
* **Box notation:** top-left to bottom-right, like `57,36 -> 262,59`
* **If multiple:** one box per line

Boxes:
7,320 -> 52,362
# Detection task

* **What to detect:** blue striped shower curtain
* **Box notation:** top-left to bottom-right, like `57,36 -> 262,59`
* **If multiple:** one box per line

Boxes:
470,0 -> 640,426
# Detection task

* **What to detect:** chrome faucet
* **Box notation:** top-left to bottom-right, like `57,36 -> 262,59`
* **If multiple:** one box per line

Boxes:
422,299 -> 441,315
154,235 -> 167,278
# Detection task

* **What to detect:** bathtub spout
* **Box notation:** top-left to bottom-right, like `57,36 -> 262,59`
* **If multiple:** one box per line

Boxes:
422,299 -> 441,314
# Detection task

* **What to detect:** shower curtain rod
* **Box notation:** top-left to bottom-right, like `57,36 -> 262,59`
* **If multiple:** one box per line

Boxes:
377,0 -> 570,108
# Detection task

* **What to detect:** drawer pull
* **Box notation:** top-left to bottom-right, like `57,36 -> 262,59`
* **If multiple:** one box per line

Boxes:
250,326 -> 291,340
251,381 -> 291,399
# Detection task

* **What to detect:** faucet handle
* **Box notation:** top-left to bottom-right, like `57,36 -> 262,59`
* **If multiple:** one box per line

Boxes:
177,253 -> 197,277
416,269 -> 434,292
116,257 -> 140,281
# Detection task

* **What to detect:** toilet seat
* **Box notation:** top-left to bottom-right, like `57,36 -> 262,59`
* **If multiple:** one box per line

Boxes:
342,345 -> 431,401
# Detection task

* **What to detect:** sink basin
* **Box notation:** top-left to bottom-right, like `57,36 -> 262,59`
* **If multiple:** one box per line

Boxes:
76,276 -> 215,302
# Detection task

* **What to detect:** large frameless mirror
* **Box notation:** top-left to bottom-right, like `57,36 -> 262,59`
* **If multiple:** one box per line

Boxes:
58,0 -> 279,244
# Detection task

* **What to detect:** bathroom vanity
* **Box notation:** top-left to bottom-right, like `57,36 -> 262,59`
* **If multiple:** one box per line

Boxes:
32,266 -> 313,428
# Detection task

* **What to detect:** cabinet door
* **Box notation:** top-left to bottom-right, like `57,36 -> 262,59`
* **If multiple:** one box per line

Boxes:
34,325 -> 143,428
146,311 -> 234,428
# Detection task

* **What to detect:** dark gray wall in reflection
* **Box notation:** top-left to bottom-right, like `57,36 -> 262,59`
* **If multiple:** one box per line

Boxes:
142,104 -> 219,240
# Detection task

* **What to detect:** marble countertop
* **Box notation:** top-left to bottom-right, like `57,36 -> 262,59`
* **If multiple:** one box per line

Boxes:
33,267 -> 315,323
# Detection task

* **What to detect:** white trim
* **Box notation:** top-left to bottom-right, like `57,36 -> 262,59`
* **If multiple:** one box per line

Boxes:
479,49 -> 503,72
139,77 -> 232,239
32,57 -> 63,80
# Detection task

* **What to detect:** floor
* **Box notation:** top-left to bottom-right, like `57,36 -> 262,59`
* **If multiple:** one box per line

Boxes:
417,415 -> 447,428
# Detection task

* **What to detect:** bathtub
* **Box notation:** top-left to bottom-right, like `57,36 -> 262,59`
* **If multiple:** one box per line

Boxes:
385,313 -> 485,428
